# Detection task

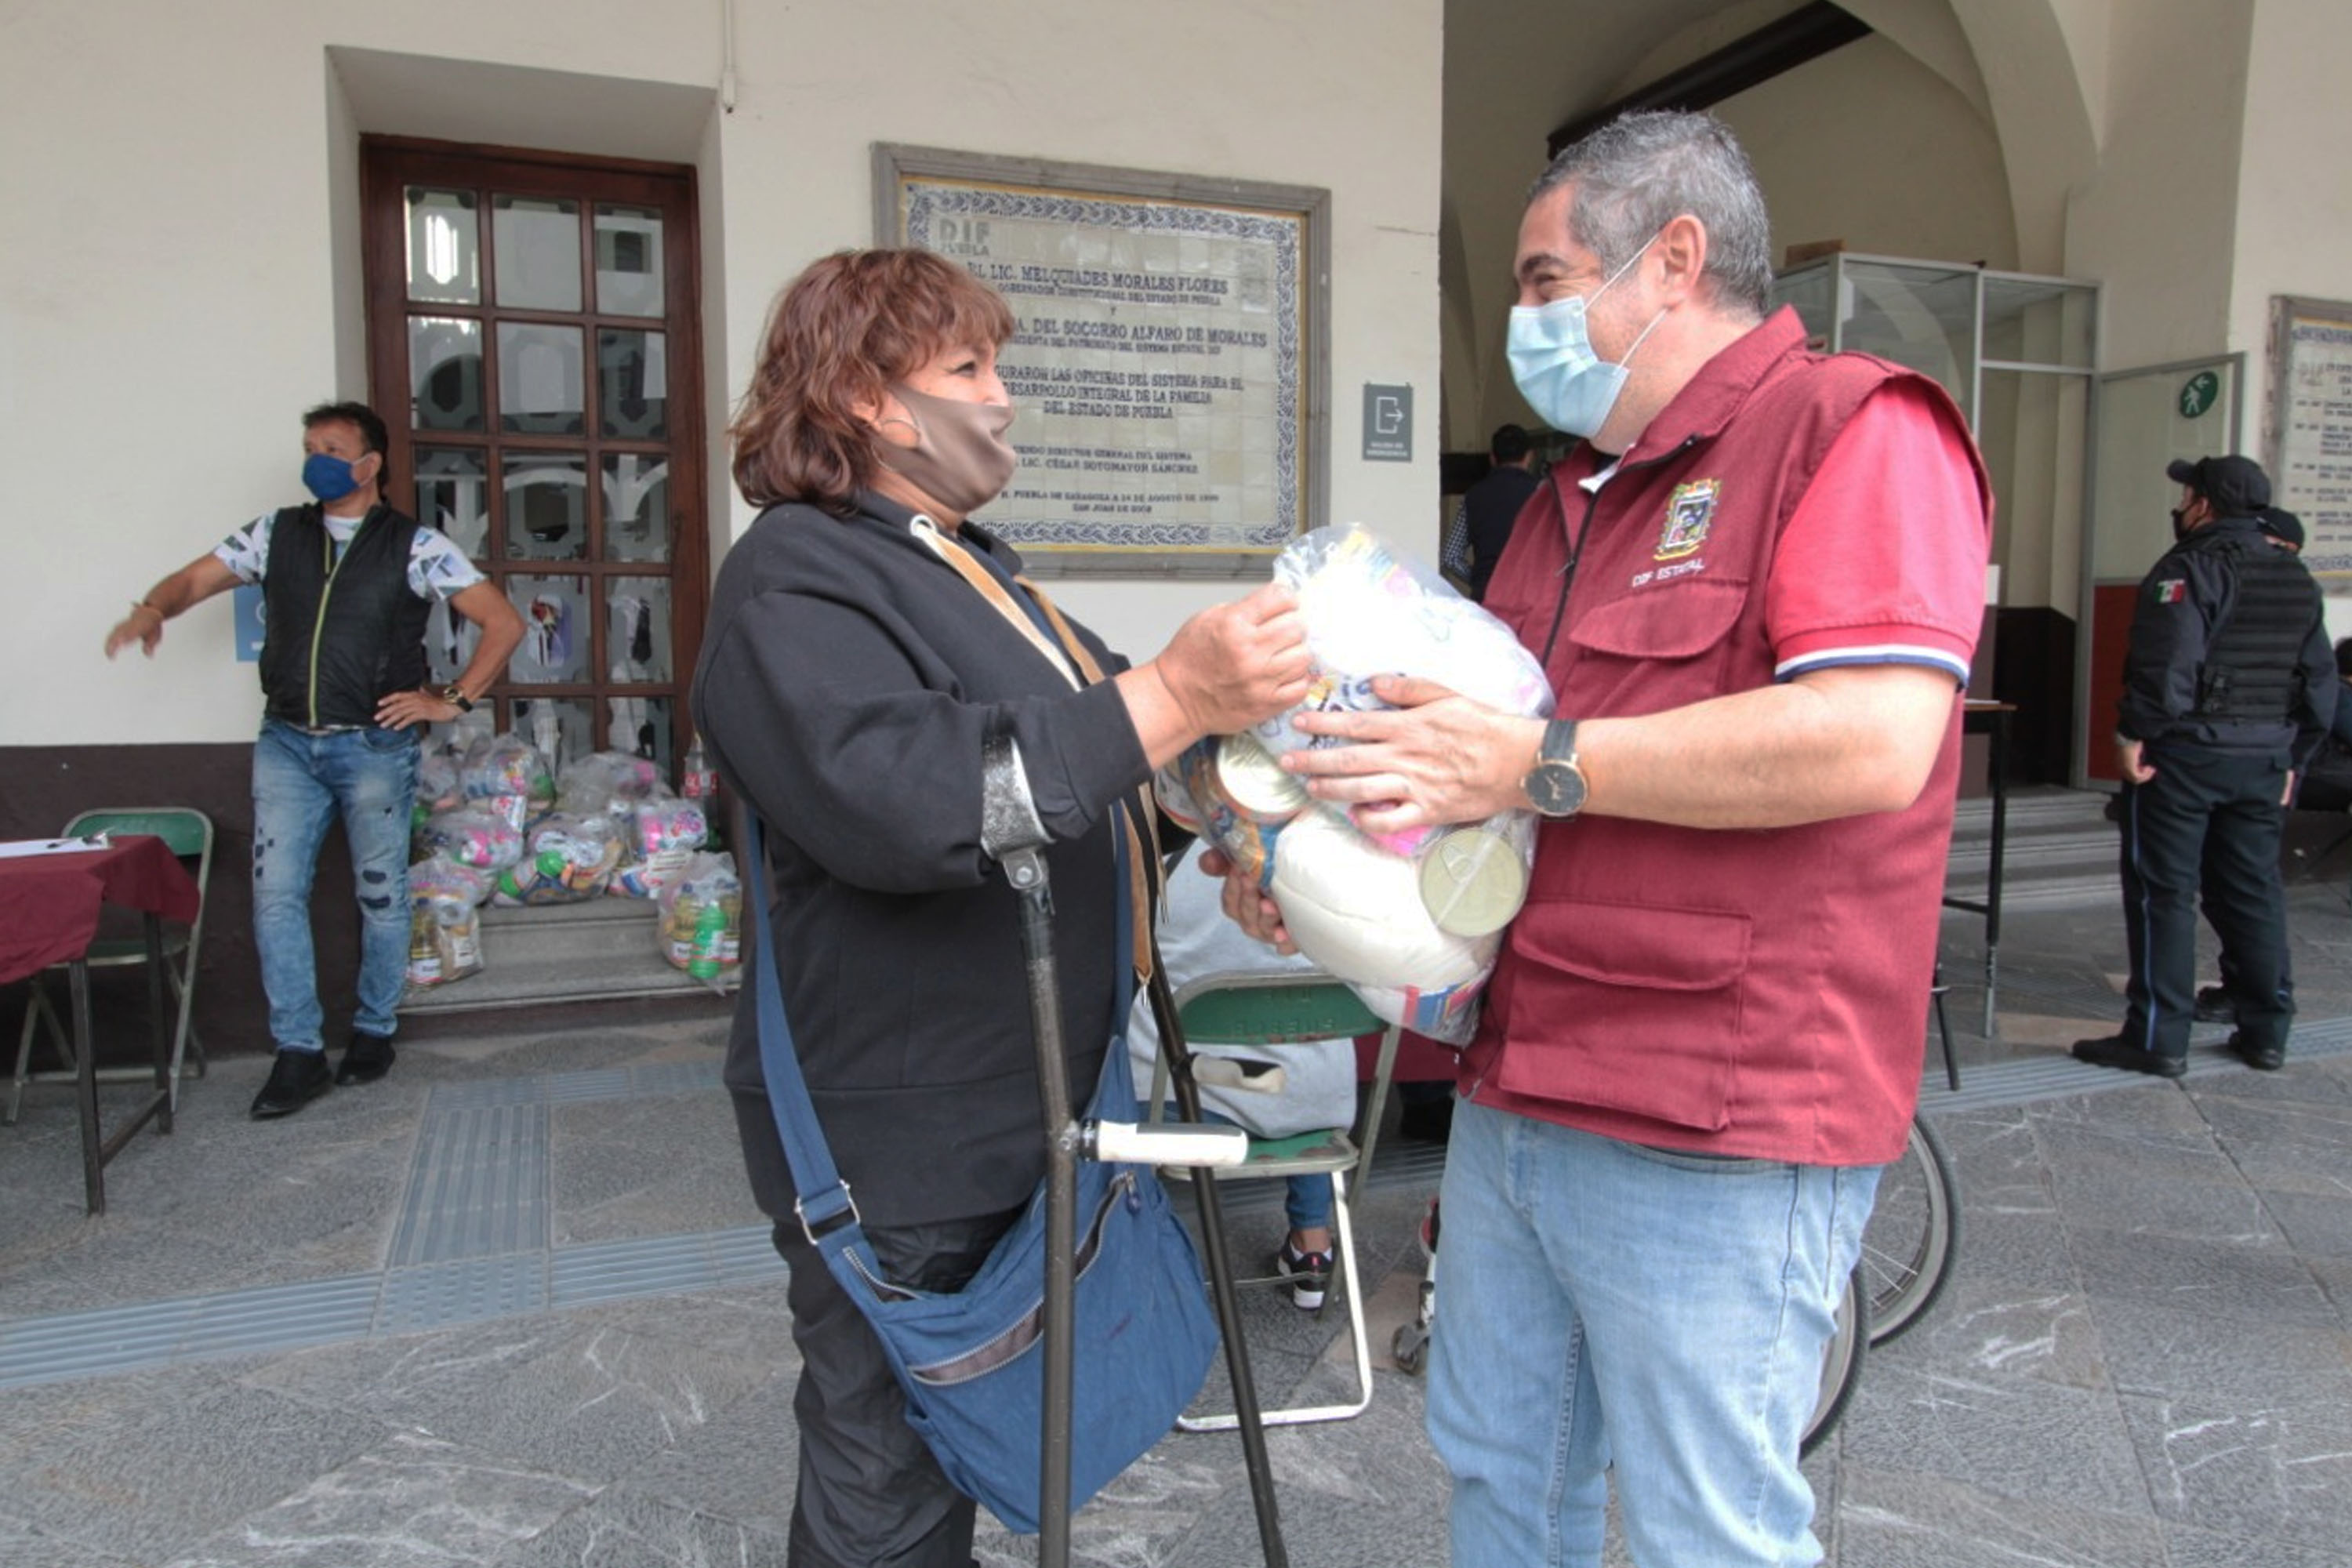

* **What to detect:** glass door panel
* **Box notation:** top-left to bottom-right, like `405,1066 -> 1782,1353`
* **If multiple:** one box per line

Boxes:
602,455 -> 670,562
510,695 -> 594,777
415,447 -> 489,558
501,453 -> 589,561
405,188 -> 481,304
597,329 -> 667,439
498,323 -> 585,435
409,318 -> 485,431
492,195 -> 583,311
508,573 -> 593,685
594,204 -> 665,318
607,575 -> 674,682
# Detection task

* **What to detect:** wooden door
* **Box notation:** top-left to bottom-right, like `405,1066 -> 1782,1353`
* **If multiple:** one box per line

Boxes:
361,136 -> 707,782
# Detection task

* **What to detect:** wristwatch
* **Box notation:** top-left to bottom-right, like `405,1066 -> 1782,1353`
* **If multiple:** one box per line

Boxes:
438,683 -> 474,713
1521,718 -> 1588,818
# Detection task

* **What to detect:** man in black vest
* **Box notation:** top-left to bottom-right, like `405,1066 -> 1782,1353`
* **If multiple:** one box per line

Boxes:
105,403 -> 523,1118
2076,455 -> 2335,1077
1439,423 -> 1541,602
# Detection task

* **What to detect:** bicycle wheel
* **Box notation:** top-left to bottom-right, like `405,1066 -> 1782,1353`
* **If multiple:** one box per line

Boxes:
1859,1115 -> 1961,1345
1800,1269 -> 1867,1458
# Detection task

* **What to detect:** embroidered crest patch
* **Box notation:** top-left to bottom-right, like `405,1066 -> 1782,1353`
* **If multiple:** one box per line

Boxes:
1657,480 -> 1719,561
2155,579 -> 2186,604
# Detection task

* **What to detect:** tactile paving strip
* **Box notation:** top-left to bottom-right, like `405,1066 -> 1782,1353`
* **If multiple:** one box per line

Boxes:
390,1102 -> 550,1265
376,1255 -> 550,1332
5,1031 -> 2344,1391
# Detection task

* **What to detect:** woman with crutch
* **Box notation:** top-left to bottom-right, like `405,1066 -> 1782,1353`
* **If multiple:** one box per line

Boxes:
692,248 -> 1308,1567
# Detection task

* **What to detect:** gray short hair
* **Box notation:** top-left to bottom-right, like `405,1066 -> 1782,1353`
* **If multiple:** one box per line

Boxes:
1530,111 -> 1773,318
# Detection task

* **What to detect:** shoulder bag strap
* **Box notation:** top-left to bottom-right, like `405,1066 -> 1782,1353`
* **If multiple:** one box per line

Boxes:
910,517 -> 1163,977
743,818 -> 872,1259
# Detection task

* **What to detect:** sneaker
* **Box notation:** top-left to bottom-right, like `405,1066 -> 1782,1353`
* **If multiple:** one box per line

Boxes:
2229,1033 -> 2285,1071
1273,1239 -> 1333,1311
250,1048 -> 332,1119
2194,985 -> 2238,1024
336,1030 -> 397,1086
2071,1035 -> 2187,1080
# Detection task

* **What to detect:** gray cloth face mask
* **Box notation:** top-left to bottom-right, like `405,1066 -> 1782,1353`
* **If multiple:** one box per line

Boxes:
873,384 -> 1018,518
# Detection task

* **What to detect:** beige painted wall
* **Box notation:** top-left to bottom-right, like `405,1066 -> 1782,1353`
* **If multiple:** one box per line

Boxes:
2064,0 -> 2252,375
1440,12 -> 2016,451
2235,0 -> 2352,432
1,0 -> 1442,746
2238,0 -> 2352,637
1719,33 -> 2016,274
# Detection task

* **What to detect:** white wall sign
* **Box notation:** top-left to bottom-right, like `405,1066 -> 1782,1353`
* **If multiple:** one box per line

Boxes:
2268,296 -> 2352,575
880,145 -> 1330,578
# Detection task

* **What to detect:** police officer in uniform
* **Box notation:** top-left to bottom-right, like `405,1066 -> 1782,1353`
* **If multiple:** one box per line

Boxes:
2076,455 -> 2335,1076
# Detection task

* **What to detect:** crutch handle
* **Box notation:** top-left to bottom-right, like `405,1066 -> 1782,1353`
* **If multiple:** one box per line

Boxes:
1085,1120 -> 1250,1168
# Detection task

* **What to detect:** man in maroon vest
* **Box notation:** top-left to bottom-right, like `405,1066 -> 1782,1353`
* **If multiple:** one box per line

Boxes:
1237,111 -> 1992,1565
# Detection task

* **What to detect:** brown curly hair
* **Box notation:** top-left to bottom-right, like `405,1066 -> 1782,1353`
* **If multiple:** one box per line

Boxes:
729,249 -> 1018,514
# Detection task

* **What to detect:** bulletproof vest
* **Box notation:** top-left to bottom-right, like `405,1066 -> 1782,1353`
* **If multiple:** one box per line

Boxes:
258,503 -> 430,728
2196,531 -> 2320,722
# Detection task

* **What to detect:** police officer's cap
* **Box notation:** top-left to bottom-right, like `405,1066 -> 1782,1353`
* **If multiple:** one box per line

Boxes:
2257,506 -> 2305,549
2165,454 -> 2271,517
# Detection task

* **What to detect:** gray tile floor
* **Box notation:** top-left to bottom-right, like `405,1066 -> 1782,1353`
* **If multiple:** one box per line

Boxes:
5,877 -> 2352,1567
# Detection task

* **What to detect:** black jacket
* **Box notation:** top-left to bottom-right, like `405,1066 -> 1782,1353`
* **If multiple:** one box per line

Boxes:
2117,517 -> 2335,762
691,491 -> 1149,1226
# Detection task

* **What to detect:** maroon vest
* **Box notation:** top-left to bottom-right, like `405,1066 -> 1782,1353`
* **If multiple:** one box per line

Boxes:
1471,309 -> 1987,1166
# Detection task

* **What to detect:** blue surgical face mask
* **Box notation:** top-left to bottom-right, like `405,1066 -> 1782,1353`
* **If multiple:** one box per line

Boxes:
1506,232 -> 1668,440
302,451 -> 365,503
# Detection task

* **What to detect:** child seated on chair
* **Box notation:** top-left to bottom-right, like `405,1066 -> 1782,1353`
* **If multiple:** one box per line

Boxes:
1129,840 -> 1359,1308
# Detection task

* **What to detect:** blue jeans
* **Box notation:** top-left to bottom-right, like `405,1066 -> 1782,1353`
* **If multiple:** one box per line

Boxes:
1428,1097 -> 1880,1567
252,720 -> 420,1052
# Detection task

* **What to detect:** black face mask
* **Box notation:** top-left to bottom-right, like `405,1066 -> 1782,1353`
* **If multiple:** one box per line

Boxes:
2170,506 -> 2197,541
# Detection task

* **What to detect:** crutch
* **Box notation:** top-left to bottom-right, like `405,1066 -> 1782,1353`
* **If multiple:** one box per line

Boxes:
981,735 -> 1288,1568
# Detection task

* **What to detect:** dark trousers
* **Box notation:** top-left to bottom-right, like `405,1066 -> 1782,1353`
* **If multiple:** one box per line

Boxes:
2120,743 -> 2295,1058
771,1203 -> 1022,1568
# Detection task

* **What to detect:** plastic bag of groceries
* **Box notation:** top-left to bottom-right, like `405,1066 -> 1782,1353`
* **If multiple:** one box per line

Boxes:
555,750 -> 664,818
656,851 -> 742,991
492,812 -> 626,905
1155,523 -> 1552,1044
610,793 -> 709,898
409,746 -> 469,852
418,807 -> 524,873
417,748 -> 466,813
405,855 -> 489,989
460,732 -> 556,832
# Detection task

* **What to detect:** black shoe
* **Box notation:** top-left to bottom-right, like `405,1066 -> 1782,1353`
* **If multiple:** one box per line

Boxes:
2071,1035 -> 2188,1080
336,1031 -> 397,1086
250,1049 -> 332,1118
2193,985 -> 2238,1024
2229,1033 -> 2286,1071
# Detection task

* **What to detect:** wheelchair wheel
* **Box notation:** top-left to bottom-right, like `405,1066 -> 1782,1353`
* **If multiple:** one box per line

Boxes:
1859,1115 -> 1960,1345
1799,1270 -> 1867,1459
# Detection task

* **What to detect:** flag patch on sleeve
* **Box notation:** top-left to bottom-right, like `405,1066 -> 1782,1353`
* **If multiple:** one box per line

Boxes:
2154,579 -> 2186,604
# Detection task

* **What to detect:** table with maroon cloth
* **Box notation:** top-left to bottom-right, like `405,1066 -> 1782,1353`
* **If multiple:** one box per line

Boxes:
0,835 -> 198,1213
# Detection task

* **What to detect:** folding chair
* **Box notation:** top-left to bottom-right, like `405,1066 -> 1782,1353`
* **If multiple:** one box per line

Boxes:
8,808 -> 214,1122
1147,970 -> 1403,1429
